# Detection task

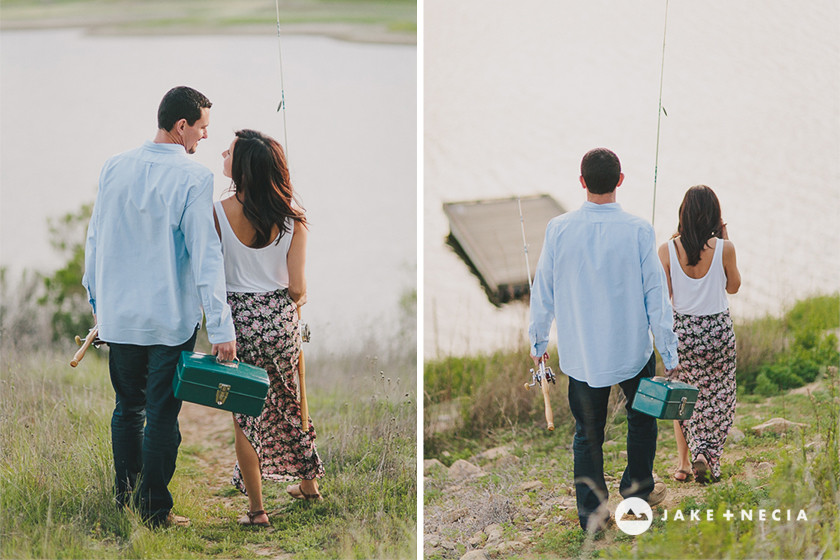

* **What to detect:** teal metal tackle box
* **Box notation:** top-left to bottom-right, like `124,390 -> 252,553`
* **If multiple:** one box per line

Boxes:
174,352 -> 269,417
631,377 -> 699,420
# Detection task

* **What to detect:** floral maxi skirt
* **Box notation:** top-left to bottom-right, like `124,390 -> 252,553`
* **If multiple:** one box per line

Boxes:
674,309 -> 737,480
227,289 -> 325,493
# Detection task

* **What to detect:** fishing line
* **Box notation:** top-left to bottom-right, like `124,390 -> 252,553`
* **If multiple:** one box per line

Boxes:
518,196 -> 555,430
517,197 -> 533,289
274,0 -> 290,159
652,0 -> 670,226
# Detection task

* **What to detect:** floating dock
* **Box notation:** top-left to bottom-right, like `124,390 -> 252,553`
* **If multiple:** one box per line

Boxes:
443,194 -> 566,304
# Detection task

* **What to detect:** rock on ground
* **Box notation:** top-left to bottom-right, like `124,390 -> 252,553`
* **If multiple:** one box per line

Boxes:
515,480 -> 544,493
449,459 -> 483,479
751,417 -> 808,435
424,458 -> 447,476
477,446 -> 511,460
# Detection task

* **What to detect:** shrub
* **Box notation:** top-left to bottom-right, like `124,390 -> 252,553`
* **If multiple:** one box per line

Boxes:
734,315 -> 788,394
37,203 -> 94,344
737,294 -> 839,395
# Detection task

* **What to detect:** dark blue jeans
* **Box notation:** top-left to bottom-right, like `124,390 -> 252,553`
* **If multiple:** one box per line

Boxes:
567,353 -> 658,530
108,331 -> 196,522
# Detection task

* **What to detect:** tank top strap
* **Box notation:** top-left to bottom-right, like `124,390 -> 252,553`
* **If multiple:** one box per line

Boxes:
667,238 -> 680,278
711,235 -> 724,265
214,200 -> 234,246
710,236 -> 726,283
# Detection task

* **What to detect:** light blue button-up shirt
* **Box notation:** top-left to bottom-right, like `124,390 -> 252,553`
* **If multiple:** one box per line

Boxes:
529,201 -> 678,388
83,141 -> 235,346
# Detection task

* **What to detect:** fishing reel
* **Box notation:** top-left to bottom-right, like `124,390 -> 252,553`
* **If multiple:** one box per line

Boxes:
300,322 -> 311,343
524,360 -> 556,390
74,330 -> 104,349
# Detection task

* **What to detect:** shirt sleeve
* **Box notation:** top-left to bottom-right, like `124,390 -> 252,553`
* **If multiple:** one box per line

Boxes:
640,227 -> 679,369
180,177 -> 236,344
528,223 -> 556,358
82,184 -> 101,314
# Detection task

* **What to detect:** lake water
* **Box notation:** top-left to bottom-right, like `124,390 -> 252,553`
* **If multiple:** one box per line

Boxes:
0,30 -> 416,353
425,0 -> 840,357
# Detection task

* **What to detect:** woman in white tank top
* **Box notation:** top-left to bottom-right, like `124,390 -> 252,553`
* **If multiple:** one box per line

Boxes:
214,130 -> 324,527
657,185 -> 741,483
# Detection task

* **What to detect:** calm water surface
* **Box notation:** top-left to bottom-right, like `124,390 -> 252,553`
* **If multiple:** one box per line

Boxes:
1,30 -> 416,352
425,0 -> 840,357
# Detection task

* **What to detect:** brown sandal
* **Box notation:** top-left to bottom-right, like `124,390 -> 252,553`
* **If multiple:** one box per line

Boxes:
673,469 -> 694,482
286,483 -> 323,501
238,510 -> 270,527
692,455 -> 710,484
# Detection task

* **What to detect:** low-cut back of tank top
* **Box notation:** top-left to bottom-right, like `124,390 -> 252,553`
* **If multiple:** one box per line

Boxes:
668,237 -> 729,316
214,199 -> 293,293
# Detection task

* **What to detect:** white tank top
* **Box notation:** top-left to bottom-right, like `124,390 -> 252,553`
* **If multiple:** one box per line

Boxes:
214,200 -> 294,293
668,237 -> 729,316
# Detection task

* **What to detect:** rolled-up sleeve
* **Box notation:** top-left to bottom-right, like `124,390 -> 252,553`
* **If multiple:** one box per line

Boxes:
529,224 -> 556,358
82,194 -> 100,314
180,179 -> 236,344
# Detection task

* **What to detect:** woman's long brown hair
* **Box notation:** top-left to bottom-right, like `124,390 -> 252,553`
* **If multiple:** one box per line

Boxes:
230,129 -> 306,248
676,185 -> 723,266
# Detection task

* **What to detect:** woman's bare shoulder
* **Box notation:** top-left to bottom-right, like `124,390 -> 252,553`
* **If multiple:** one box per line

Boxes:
722,239 -> 736,253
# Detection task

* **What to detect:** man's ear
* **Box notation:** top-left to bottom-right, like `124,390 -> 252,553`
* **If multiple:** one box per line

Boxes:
616,172 -> 625,188
579,176 -> 587,190
175,118 -> 187,134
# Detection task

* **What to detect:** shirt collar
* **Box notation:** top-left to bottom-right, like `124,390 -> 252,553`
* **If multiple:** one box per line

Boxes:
143,140 -> 187,154
582,201 -> 622,211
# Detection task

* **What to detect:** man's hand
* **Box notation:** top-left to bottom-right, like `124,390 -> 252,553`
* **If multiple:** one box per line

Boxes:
664,365 -> 680,378
212,340 -> 237,362
531,352 -> 550,367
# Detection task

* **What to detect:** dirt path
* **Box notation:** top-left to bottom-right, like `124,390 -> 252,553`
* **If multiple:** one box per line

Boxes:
179,402 -> 239,508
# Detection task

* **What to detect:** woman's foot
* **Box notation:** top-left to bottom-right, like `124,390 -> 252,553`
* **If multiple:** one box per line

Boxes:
286,481 -> 323,501
238,510 -> 270,527
692,454 -> 710,484
673,469 -> 693,482
674,458 -> 693,482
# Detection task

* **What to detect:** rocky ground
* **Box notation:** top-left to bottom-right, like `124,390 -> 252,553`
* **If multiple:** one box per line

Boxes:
423,379 -> 827,560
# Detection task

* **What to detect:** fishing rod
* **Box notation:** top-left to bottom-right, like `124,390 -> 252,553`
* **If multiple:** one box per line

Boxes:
274,0 -> 290,159
274,1 -> 311,430
70,325 -> 102,367
518,197 -> 555,431
652,0 -> 670,226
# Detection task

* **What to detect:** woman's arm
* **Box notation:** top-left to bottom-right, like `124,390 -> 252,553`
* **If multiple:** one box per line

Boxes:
657,242 -> 673,300
723,240 -> 741,294
287,220 -> 307,306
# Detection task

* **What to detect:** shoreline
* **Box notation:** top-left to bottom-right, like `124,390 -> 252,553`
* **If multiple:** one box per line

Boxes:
1,21 -> 416,45
0,20 -> 417,46
0,3 -> 416,46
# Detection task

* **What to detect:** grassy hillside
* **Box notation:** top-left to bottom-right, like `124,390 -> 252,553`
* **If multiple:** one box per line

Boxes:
1,344 -> 416,559
424,294 -> 839,559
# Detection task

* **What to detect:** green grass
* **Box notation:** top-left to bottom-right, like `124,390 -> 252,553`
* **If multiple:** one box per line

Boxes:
0,344 -> 416,559
424,294 -> 839,559
425,294 -> 840,452
424,366 -> 839,559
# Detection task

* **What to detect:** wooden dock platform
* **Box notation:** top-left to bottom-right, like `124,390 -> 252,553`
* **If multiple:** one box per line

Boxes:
443,194 -> 566,304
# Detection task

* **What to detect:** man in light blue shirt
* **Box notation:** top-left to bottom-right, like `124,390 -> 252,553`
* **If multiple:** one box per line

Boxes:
83,86 -> 236,528
528,148 -> 679,532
